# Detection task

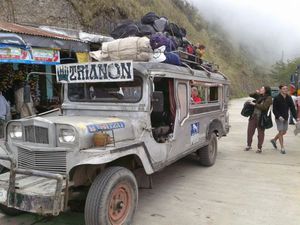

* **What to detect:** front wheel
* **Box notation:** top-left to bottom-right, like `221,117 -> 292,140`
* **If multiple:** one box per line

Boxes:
84,167 -> 138,225
197,133 -> 218,166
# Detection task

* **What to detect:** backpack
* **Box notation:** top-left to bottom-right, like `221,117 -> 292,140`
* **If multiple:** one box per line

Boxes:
180,27 -> 187,37
149,33 -> 176,52
186,44 -> 195,55
110,21 -> 139,39
141,12 -> 160,25
136,23 -> 156,36
241,101 -> 255,117
165,23 -> 182,38
153,17 -> 168,32
164,52 -> 181,66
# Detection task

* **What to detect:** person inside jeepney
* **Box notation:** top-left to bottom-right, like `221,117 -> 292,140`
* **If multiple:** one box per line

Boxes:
195,44 -> 206,65
191,87 -> 202,104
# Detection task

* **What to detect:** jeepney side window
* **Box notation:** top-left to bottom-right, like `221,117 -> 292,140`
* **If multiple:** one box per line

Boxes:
208,86 -> 219,103
191,85 -> 206,105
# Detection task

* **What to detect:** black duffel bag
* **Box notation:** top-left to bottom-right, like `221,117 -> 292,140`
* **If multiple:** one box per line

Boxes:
241,101 -> 255,117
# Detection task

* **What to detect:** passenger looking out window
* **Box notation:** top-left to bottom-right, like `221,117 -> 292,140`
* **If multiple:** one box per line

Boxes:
191,87 -> 202,104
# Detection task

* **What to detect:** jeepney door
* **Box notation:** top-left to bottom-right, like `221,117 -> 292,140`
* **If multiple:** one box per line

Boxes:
167,79 -> 191,159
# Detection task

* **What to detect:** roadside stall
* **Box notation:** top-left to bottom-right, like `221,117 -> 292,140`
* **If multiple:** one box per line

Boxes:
0,22 -> 90,138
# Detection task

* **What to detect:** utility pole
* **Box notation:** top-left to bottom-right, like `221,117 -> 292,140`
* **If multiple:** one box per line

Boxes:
281,50 -> 284,62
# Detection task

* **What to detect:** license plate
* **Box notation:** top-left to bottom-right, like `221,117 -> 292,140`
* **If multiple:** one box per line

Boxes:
0,188 -> 7,203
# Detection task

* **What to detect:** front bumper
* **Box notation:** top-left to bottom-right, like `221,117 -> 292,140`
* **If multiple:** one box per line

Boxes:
0,155 -> 66,216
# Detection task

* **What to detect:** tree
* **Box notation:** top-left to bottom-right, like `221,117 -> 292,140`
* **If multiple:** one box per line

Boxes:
270,58 -> 300,84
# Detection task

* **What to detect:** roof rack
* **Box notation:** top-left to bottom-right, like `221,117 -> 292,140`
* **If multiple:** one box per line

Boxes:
175,50 -> 228,80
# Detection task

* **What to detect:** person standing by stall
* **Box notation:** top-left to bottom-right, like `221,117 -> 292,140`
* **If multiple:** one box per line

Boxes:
0,91 -> 10,138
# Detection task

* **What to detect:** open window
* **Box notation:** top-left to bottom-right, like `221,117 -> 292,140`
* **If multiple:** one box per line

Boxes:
208,86 -> 219,103
150,78 -> 175,143
189,81 -> 222,114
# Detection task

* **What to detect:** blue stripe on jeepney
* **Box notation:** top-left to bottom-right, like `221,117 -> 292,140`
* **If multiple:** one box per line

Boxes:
87,122 -> 126,133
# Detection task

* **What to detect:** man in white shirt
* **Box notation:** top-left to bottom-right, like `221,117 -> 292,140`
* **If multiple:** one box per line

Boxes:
289,94 -> 297,125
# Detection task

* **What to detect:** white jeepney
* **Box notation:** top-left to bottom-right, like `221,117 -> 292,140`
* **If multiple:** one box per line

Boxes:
0,60 -> 230,225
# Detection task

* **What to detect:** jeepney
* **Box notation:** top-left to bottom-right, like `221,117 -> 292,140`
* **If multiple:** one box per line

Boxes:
0,60 -> 230,225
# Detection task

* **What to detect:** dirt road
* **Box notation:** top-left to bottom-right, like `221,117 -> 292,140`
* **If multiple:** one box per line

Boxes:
1,98 -> 300,225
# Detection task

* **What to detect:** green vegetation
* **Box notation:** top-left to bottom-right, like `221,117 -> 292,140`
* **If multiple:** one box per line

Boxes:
270,58 -> 300,85
67,0 -> 272,96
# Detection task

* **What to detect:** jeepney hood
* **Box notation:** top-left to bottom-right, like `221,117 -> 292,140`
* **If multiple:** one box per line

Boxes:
21,116 -> 135,149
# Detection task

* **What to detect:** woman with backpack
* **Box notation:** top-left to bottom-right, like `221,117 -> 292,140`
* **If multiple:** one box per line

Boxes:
245,86 -> 272,153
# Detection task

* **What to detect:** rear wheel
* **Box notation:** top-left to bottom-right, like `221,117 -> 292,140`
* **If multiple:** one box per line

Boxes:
84,167 -> 138,225
197,133 -> 218,166
0,204 -> 23,216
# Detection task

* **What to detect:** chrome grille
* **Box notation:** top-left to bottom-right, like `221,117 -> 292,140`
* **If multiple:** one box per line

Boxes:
24,126 -> 49,144
18,148 -> 66,174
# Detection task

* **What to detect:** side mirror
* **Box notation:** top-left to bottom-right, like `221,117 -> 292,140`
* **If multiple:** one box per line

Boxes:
24,83 -> 31,103
152,91 -> 164,113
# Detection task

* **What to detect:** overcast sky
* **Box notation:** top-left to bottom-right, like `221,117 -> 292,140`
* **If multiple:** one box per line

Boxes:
189,0 -> 300,63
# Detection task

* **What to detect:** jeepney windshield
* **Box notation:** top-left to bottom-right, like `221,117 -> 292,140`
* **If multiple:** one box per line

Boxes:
68,77 -> 142,103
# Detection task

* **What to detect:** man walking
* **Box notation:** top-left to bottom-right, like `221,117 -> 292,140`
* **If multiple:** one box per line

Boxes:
271,85 -> 299,154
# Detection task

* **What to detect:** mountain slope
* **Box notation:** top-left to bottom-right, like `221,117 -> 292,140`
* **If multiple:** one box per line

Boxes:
66,0 -> 269,96
0,0 -> 270,96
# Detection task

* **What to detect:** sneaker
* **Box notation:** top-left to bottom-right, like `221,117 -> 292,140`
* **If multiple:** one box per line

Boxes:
244,146 -> 252,151
256,149 -> 262,153
270,139 -> 277,149
280,149 -> 286,154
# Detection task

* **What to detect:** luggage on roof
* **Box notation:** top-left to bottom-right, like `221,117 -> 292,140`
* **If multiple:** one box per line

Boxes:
110,21 -> 139,39
141,12 -> 160,25
165,23 -> 183,39
136,23 -> 156,36
90,36 -> 152,62
153,17 -> 168,32
150,33 -> 176,52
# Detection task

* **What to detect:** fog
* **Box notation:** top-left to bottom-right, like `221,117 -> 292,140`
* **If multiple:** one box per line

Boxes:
189,0 -> 300,64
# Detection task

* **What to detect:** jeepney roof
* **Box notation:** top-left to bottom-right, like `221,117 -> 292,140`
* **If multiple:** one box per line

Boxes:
133,62 -> 229,83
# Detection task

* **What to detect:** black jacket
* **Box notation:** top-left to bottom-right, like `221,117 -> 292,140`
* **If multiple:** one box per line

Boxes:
273,94 -> 297,120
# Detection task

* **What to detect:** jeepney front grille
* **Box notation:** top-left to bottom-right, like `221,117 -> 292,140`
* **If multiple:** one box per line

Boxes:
18,148 -> 66,174
24,125 -> 49,144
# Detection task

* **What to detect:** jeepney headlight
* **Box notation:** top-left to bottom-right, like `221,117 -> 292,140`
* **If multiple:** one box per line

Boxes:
58,129 -> 76,143
8,123 -> 23,139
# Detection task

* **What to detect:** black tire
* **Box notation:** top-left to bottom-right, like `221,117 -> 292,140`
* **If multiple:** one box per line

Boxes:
84,167 -> 138,225
0,204 -> 23,216
198,133 -> 218,166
